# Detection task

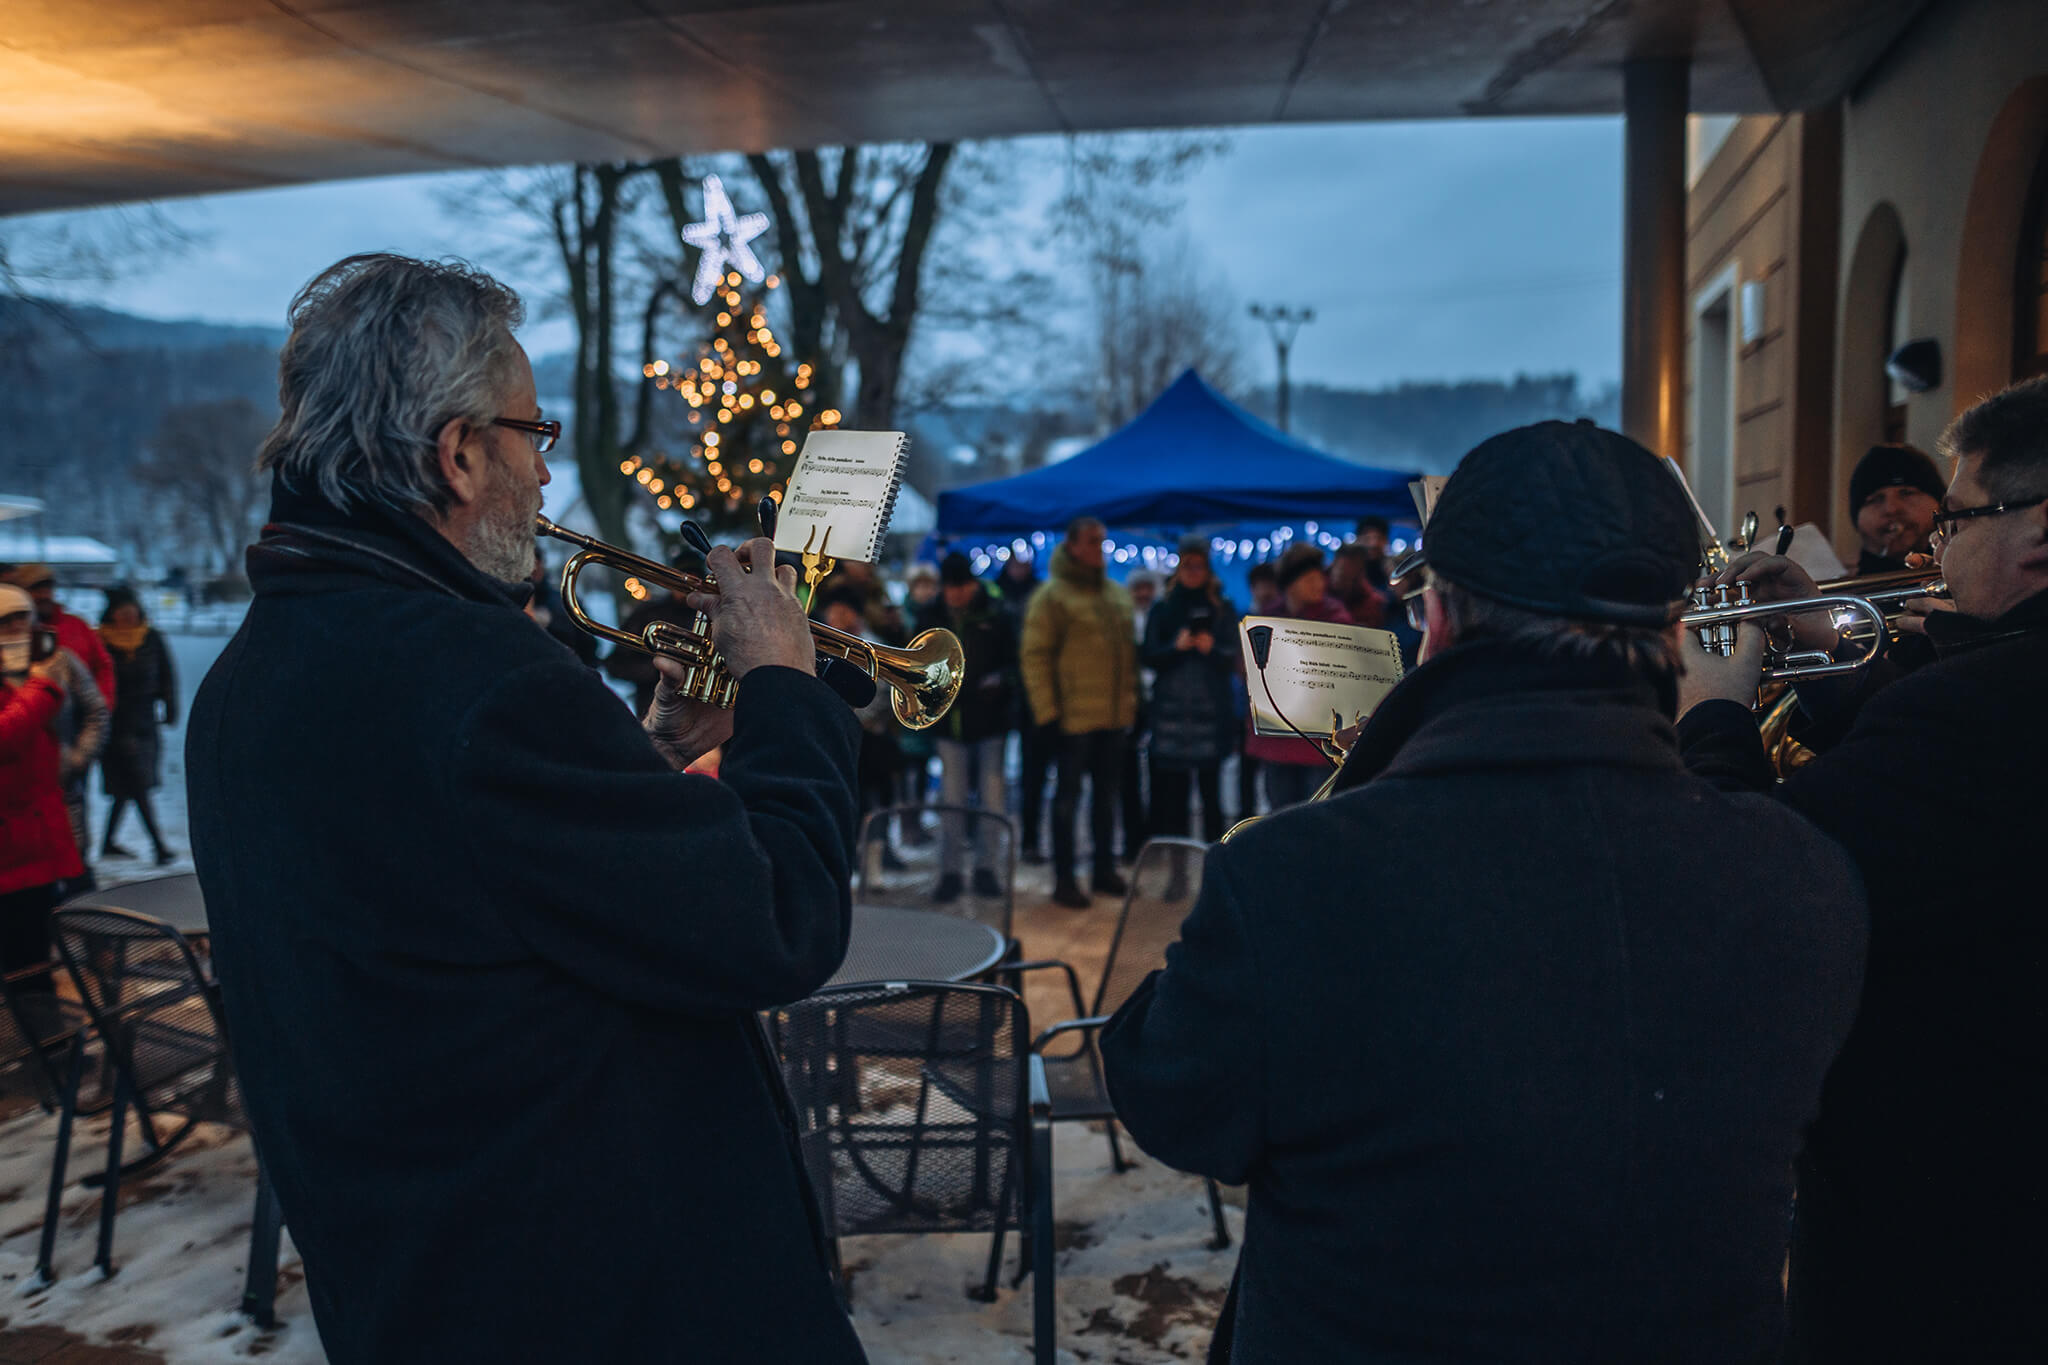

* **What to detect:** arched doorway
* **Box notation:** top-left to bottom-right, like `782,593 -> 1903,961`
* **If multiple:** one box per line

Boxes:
2014,133 -> 2048,381
1836,202 -> 1907,551
1953,76 -> 2048,403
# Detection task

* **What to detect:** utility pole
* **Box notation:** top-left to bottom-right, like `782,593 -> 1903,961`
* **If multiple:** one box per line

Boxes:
1248,303 -> 1315,432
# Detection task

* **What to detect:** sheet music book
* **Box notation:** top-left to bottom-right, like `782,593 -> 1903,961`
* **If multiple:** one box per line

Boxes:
1239,616 -> 1406,739
773,430 -> 909,564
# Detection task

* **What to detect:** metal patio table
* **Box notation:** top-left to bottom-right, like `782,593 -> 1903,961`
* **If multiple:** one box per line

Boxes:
61,873 -> 210,937
824,904 -> 1007,990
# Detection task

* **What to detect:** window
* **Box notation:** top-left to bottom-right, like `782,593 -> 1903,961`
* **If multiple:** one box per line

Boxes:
1692,274 -> 1737,539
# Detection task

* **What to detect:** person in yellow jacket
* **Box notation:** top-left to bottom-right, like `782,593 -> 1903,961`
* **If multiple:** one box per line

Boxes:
1020,516 -> 1138,907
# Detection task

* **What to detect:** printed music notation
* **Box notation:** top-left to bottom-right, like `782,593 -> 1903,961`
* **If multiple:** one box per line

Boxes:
773,430 -> 909,565
1239,617 -> 1405,738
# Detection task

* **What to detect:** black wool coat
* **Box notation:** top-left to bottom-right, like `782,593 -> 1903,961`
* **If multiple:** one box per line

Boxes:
100,627 -> 176,798
185,482 -> 867,1365
1101,639 -> 1867,1365
1679,587 -> 2048,1363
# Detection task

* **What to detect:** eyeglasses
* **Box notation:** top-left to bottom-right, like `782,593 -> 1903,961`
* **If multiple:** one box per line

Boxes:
1929,492 -> 2047,553
1402,584 -> 1429,633
493,417 -> 560,454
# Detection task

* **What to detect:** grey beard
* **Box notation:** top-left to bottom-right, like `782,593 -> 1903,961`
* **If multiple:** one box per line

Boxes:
467,504 -> 538,584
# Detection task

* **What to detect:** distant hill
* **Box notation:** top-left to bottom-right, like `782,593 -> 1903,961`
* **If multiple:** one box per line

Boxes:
0,296 -> 286,356
0,296 -> 283,554
1238,375 -> 1622,475
898,374 -> 1620,498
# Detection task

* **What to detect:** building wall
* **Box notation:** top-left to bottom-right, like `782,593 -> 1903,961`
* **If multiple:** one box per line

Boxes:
1831,0 -> 2048,559
1684,111 -> 1840,542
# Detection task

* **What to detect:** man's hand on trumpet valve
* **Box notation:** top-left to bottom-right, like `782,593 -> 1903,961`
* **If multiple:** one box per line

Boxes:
686,537 -> 818,680
1708,551 -> 1835,653
1677,620 -> 1769,714
643,656 -> 737,770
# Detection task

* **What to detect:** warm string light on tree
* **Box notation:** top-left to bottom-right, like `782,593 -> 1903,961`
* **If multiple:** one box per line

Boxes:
622,270 -> 844,538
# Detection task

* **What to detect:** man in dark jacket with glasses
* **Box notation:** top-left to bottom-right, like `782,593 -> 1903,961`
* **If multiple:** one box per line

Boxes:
1679,376 -> 2048,1362
186,255 -> 865,1365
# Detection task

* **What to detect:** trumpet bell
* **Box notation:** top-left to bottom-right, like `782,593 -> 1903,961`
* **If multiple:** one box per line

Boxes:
875,628 -> 966,731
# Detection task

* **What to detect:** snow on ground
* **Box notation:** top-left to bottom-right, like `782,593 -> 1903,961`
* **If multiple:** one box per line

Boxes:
850,1122 -> 1239,1363
40,631 -> 1239,1362
0,1108 -> 318,1363
0,1099 -> 1230,1363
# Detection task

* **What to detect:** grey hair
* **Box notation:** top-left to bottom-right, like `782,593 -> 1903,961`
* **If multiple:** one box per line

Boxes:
1430,572 -> 1681,686
258,253 -> 527,518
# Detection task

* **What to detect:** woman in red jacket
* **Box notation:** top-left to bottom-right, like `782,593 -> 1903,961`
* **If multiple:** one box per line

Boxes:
1,584 -> 83,991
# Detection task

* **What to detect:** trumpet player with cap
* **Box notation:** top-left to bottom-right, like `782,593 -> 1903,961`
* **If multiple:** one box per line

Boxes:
1847,442 -> 1945,575
1677,377 -> 2048,1362
1101,420 -> 1867,1364
185,254 -> 867,1365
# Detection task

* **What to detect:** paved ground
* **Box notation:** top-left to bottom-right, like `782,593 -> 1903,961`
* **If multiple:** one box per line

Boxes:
0,1324 -> 163,1364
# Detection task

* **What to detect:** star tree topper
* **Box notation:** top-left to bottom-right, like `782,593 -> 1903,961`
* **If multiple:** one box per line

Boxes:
680,173 -> 769,305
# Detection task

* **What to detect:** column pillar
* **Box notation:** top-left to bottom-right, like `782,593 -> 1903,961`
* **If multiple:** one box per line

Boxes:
1621,59 -> 1690,460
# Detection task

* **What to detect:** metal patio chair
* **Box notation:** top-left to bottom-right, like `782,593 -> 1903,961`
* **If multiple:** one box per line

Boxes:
1010,835 -> 1231,1250
773,980 -> 1055,1365
38,906 -> 285,1325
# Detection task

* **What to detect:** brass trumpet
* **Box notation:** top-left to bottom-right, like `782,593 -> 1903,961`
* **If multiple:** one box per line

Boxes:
1681,569 -> 1947,682
535,515 -> 965,730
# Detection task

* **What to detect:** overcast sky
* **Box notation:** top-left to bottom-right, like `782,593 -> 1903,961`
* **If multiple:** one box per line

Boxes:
24,117 -> 1623,393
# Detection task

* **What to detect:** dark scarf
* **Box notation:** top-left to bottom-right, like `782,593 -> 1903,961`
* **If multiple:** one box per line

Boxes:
1923,584 -> 2048,657
1330,634 -> 1677,794
247,471 -> 531,611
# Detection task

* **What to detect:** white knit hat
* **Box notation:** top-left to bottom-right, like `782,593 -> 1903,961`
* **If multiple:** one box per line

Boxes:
0,583 -> 34,618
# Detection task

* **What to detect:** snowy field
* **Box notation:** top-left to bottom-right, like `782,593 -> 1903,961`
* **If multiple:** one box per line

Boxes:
29,630 -> 1235,1361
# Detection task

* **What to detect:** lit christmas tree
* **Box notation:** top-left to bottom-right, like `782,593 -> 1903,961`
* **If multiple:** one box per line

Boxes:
622,270 -> 841,538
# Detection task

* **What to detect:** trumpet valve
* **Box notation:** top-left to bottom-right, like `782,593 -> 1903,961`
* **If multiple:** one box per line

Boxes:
643,616 -> 718,667
1710,583 -> 1738,653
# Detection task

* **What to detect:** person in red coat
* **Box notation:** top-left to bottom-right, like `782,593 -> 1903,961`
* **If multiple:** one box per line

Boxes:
1,583 -> 86,991
7,564 -> 115,711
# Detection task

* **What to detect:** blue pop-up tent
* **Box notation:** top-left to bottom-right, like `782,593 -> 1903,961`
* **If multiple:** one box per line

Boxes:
936,369 -> 1421,533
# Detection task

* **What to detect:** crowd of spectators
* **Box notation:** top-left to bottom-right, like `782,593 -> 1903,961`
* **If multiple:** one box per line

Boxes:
730,514 -> 1418,906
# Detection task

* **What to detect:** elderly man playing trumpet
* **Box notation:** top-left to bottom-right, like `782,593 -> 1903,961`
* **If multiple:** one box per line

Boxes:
187,254 -> 867,1364
1678,377 -> 2048,1362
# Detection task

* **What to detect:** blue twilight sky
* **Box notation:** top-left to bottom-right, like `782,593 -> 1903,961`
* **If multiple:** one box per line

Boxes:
23,118 -> 1624,393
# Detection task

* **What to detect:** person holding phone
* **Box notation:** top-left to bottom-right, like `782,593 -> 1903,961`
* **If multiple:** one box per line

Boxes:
1143,536 -> 1240,842
0,583 -> 84,992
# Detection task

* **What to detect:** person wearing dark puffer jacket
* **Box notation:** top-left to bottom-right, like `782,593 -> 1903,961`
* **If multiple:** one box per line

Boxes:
1142,537 -> 1239,843
916,553 -> 1017,901
0,583 -> 84,993
98,590 -> 179,866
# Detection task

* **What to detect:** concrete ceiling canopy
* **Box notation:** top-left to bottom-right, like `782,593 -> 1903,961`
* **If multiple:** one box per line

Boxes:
0,0 -> 1932,217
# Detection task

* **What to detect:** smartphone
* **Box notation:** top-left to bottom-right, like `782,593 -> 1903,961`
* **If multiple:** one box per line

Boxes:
30,626 -> 57,663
